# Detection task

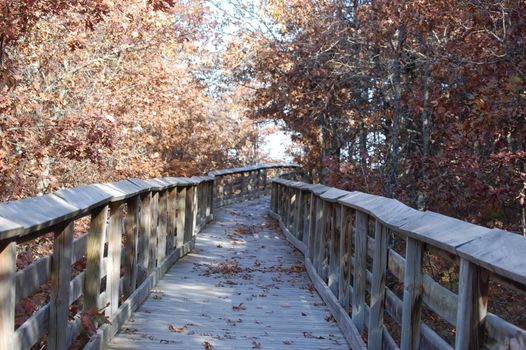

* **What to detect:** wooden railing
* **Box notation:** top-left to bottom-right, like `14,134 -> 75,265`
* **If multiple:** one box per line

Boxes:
0,163 -> 296,350
270,178 -> 526,350
209,163 -> 299,207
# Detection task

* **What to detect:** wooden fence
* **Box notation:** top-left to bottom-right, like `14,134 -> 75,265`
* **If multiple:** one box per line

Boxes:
270,178 -> 526,350
209,163 -> 299,207
0,164 -> 296,350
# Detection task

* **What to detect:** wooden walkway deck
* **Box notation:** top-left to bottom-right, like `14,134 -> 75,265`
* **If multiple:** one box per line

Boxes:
108,197 -> 349,350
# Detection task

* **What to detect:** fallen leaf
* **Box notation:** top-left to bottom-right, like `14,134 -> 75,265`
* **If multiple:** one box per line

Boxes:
232,302 -> 247,311
203,341 -> 213,349
168,324 -> 187,333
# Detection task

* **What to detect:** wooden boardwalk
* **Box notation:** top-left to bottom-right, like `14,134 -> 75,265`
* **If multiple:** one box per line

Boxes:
108,198 -> 349,350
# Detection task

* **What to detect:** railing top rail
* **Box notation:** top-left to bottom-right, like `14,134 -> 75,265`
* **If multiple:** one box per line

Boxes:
273,177 -> 526,287
208,162 -> 299,176
0,171 -> 213,242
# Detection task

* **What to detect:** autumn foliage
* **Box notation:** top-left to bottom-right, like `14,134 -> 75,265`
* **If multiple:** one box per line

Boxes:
0,0 -> 259,201
224,0 -> 526,232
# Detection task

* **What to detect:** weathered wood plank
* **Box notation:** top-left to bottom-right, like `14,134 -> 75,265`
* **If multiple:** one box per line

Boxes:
455,258 -> 489,350
84,205 -> 109,311
137,193 -> 151,283
157,190 -> 168,266
352,211 -> 368,333
328,201 -> 341,295
123,196 -> 139,297
108,202 -> 124,316
457,228 -> 526,286
368,221 -> 388,350
48,221 -> 74,350
339,204 -> 352,312
400,238 -> 424,350
176,187 -> 186,248
0,241 -> 16,350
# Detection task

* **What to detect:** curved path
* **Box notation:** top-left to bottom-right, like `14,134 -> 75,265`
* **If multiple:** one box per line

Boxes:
108,198 -> 349,350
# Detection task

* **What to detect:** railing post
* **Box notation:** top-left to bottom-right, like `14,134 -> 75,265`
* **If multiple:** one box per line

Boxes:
400,237 -> 424,350
0,241 -> 16,350
185,185 -> 197,243
338,204 -> 352,311
262,168 -> 268,194
317,199 -> 329,281
217,175 -> 224,207
149,192 -> 159,272
85,205 -> 109,309
167,188 -> 177,252
368,221 -> 388,350
49,221 -> 74,350
138,193 -> 152,281
157,190 -> 168,266
207,179 -> 214,221
352,211 -> 367,333
455,258 -> 489,350
123,196 -> 139,297
176,186 -> 186,248
107,201 -> 123,316
294,188 -> 304,241
328,202 -> 340,295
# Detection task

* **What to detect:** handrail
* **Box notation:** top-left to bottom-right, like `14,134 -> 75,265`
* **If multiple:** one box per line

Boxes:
0,163 -> 297,350
270,178 -> 526,350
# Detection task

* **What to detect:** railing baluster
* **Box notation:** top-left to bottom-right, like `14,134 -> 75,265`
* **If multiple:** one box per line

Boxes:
138,193 -> 152,280
368,221 -> 388,350
149,192 -> 159,272
328,201 -> 341,295
107,201 -> 123,316
400,237 -> 424,350
338,204 -> 352,311
167,188 -> 177,252
123,196 -> 139,297
85,205 -> 109,309
0,241 -> 16,350
176,186 -> 186,248
49,221 -> 74,350
157,190 -> 168,267
455,258 -> 489,350
352,211 -> 367,333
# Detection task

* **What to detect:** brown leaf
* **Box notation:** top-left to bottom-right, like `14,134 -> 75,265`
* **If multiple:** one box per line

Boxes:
232,302 -> 247,312
168,324 -> 188,333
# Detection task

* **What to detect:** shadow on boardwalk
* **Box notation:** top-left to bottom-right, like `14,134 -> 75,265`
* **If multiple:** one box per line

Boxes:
109,197 -> 349,350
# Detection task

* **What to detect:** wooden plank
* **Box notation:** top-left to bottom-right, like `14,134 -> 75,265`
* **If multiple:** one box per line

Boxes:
455,258 -> 489,350
184,186 -> 197,244
352,211 -> 368,333
166,188 -> 177,251
339,205 -> 352,312
107,202 -> 124,316
84,205 -> 109,311
294,188 -> 305,241
0,241 -> 16,350
176,187 -> 186,248
55,184 -> 112,214
137,193 -> 151,283
149,192 -> 159,272
157,190 -> 168,266
0,194 -> 80,240
123,196 -> 139,297
368,221 -> 388,350
328,201 -> 341,295
457,228 -> 526,286
400,238 -> 424,350
48,221 -> 74,350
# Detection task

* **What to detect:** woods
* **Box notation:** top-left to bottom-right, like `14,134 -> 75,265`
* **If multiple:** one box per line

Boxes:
0,0 -> 258,202
1,0 -> 525,231
223,0 -> 526,233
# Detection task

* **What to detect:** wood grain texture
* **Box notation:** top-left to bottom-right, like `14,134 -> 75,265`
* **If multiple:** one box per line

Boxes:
84,205 -> 109,310
352,211 -> 368,333
0,241 -> 16,350
455,258 -> 489,350
109,198 -> 349,350
400,238 -> 424,350
48,222 -> 74,350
